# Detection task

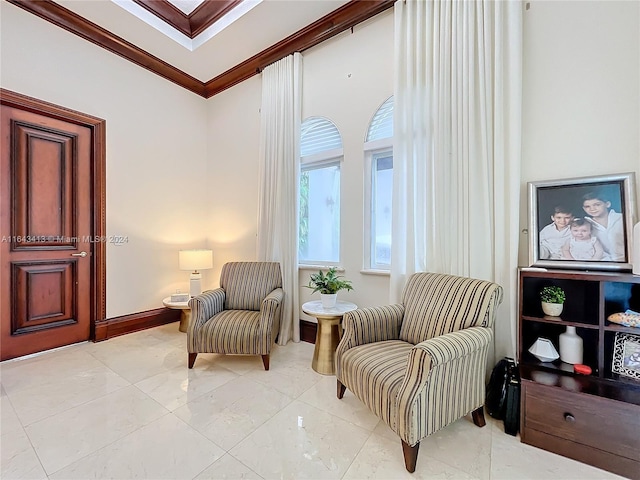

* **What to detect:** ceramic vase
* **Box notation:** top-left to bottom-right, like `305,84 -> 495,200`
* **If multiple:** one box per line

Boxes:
559,326 -> 583,364
541,301 -> 563,317
320,293 -> 337,308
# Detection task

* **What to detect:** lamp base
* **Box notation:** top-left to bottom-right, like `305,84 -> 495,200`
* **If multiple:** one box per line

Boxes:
189,272 -> 202,297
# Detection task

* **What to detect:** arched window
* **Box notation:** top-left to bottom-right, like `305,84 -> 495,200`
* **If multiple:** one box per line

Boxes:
299,117 -> 343,264
364,96 -> 393,270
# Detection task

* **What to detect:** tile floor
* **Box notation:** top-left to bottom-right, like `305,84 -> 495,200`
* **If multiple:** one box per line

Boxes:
1,323 -> 625,480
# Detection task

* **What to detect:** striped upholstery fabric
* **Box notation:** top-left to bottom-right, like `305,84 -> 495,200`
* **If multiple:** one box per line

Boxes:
187,262 -> 283,357
399,273 -> 503,344
335,272 -> 503,450
221,262 -> 282,311
339,340 -> 413,430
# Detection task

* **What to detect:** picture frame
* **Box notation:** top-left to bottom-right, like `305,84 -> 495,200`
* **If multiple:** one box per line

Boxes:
528,172 -> 637,271
612,332 -> 640,380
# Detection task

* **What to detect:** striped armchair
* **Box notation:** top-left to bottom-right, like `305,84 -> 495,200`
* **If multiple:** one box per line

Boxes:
335,272 -> 503,473
187,262 -> 283,370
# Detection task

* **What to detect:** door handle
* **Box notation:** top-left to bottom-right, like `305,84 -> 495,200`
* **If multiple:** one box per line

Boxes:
71,251 -> 87,257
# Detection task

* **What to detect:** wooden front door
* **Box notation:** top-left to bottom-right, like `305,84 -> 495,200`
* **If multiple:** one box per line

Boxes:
0,90 -> 106,361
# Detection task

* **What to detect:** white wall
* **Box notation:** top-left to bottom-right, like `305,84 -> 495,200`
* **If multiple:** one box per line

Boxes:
520,0 -> 640,265
204,75 -> 263,284
1,2 -> 209,317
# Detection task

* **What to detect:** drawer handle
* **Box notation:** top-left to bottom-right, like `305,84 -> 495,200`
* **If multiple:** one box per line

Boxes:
564,413 -> 575,423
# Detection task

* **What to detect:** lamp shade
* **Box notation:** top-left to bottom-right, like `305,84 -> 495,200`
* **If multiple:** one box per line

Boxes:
179,249 -> 213,271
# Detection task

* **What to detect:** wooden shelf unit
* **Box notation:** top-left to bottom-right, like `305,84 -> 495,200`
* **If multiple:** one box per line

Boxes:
517,268 -> 640,479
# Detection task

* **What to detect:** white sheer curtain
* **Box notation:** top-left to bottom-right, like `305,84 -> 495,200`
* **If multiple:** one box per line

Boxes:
391,0 -> 522,359
257,53 -> 302,344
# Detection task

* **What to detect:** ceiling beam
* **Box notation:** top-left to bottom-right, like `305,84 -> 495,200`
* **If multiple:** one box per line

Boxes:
6,0 -> 395,99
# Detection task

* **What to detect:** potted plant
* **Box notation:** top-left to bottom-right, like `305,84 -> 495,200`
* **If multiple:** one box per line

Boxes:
305,267 -> 353,308
540,286 -> 565,317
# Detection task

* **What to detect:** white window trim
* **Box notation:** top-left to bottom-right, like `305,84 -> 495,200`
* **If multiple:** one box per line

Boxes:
300,148 -> 343,166
363,144 -> 393,272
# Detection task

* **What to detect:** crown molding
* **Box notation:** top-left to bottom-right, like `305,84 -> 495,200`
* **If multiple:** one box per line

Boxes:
6,0 -> 394,99
133,0 -> 243,38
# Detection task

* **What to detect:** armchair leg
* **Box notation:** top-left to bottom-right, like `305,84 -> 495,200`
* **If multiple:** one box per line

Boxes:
337,380 -> 346,399
261,354 -> 270,371
471,406 -> 486,427
188,353 -> 197,369
401,440 -> 419,473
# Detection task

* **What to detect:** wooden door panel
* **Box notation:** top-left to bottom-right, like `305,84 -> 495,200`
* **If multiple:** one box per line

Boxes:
11,260 -> 79,334
11,121 -> 77,251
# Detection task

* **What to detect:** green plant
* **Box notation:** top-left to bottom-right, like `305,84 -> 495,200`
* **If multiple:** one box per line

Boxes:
305,268 -> 353,295
540,286 -> 565,304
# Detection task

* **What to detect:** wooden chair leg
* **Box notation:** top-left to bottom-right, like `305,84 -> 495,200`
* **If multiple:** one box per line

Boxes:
188,353 -> 197,369
471,406 -> 486,427
337,380 -> 346,399
261,354 -> 270,371
401,440 -> 419,473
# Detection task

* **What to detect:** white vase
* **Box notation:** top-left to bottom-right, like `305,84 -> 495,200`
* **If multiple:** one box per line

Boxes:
320,293 -> 337,308
541,301 -> 563,317
559,326 -> 583,364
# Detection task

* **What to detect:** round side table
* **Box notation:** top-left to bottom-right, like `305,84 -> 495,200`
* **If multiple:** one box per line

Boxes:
162,296 -> 191,332
302,300 -> 357,375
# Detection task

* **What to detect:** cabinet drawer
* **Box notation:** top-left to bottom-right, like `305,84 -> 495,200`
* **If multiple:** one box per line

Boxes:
523,381 -> 640,461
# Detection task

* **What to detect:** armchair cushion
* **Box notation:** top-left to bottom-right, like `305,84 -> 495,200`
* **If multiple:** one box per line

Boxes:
339,340 -> 414,430
399,273 -> 503,344
220,262 -> 282,311
197,310 -> 264,355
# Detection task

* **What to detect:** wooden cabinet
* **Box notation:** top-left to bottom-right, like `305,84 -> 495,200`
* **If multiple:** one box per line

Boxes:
518,268 -> 640,479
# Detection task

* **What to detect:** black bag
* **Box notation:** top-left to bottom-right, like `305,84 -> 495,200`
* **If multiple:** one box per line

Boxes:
503,375 -> 521,436
486,357 -> 518,420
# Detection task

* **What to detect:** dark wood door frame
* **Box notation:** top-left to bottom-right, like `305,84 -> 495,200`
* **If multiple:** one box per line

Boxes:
1,88 -> 106,338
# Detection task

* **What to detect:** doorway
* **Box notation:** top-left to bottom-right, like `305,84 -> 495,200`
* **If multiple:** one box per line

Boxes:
0,89 -> 106,361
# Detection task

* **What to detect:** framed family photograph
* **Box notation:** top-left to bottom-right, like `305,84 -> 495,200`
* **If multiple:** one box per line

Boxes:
612,332 -> 640,380
528,172 -> 637,271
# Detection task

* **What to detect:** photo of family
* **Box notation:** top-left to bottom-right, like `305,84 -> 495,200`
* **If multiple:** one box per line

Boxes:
528,173 -> 637,271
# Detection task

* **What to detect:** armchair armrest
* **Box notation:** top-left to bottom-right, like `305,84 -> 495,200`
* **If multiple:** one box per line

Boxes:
260,288 -> 284,324
188,288 -> 225,331
396,327 -> 493,444
337,304 -> 404,354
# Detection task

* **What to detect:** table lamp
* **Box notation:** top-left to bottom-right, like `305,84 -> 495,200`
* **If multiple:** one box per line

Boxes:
179,249 -> 213,297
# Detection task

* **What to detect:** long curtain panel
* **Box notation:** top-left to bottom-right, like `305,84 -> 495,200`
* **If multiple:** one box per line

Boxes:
391,0 -> 522,359
257,53 -> 302,344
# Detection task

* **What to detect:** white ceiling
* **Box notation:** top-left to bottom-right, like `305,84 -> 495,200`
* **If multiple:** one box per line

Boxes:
56,0 -> 349,82
167,0 -> 204,15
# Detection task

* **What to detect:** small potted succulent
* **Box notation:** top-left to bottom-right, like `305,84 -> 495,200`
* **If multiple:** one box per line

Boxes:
540,286 -> 565,317
305,267 -> 353,308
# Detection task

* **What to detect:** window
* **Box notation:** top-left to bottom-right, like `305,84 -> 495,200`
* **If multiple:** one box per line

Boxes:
299,117 -> 342,264
364,96 -> 393,270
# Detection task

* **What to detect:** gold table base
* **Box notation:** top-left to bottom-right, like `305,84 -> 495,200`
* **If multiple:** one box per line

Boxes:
178,310 -> 191,333
311,315 -> 343,375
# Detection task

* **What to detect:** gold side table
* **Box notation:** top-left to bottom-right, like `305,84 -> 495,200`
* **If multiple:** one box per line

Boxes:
302,300 -> 357,375
162,296 -> 191,332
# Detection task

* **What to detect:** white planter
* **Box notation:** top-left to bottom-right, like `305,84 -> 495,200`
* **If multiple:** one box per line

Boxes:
320,293 -> 337,308
541,301 -> 563,317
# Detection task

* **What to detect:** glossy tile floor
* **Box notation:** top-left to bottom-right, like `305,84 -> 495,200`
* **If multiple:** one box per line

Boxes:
1,323 -> 625,480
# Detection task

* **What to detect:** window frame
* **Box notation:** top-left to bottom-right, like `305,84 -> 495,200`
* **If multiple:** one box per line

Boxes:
363,139 -> 393,272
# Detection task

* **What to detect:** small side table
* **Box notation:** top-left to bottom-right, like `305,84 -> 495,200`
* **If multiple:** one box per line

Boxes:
302,300 -> 357,375
162,296 -> 191,332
